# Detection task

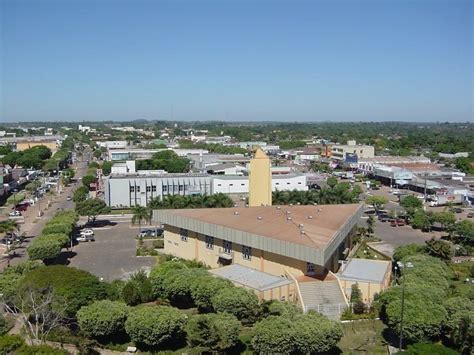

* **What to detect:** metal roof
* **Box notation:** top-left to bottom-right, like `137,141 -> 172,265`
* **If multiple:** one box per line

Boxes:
209,264 -> 292,291
154,204 -> 362,265
338,258 -> 390,283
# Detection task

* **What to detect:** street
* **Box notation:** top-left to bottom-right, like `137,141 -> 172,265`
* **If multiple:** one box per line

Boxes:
0,148 -> 92,270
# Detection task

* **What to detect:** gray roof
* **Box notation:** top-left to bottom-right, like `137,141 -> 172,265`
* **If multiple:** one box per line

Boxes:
209,264 -> 292,291
338,258 -> 390,283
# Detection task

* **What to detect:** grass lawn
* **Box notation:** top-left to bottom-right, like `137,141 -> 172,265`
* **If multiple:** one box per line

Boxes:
337,320 -> 388,354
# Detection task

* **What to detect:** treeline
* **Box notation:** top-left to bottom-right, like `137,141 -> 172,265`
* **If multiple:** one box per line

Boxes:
0,259 -> 344,353
0,145 -> 51,169
273,181 -> 362,205
148,193 -> 234,209
376,249 -> 473,353
178,139 -> 248,155
135,150 -> 189,173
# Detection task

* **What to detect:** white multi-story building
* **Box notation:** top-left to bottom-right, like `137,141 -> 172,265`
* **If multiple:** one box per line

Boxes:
96,141 -> 128,149
212,174 -> 307,195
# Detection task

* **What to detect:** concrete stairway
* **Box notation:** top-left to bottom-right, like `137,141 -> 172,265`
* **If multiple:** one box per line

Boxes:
298,280 -> 348,320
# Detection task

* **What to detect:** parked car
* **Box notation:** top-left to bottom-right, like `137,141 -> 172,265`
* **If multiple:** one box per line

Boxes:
9,210 -> 22,217
450,207 -> 463,214
76,234 -> 95,242
14,204 -> 28,211
66,196 -> 72,201
80,228 -> 94,237
378,215 -> 393,222
138,229 -> 155,238
390,219 -> 406,227
467,212 -> 474,218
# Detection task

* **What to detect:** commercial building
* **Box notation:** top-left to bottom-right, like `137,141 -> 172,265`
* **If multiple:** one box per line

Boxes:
96,141 -> 128,149
104,172 -> 307,207
104,173 -> 212,207
332,140 -> 374,161
212,174 -> 307,195
108,148 -> 209,161
153,204 -> 362,317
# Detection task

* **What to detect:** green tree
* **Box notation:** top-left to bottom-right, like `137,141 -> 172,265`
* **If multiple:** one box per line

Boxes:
366,215 -> 375,237
190,275 -> 232,311
101,161 -> 113,176
73,186 -> 89,203
77,300 -> 130,339
393,244 -> 426,262
443,297 -> 474,352
0,261 -> 43,302
292,312 -> 343,353
161,268 -> 208,307
400,195 -> 423,216
212,287 -> 260,325
433,211 -> 457,236
132,205 -> 151,232
350,283 -> 366,314
27,235 -> 64,262
366,195 -> 388,211
251,316 -> 295,354
121,270 -> 154,306
326,176 -> 338,188
0,335 -> 25,354
411,210 -> 433,231
185,313 -> 240,351
125,306 -> 187,348
81,175 -> 96,189
75,198 -> 110,223
148,261 -> 186,298
425,238 -> 452,260
41,223 -> 73,236
19,265 -> 108,317
454,219 -> 474,245
454,157 -> 474,174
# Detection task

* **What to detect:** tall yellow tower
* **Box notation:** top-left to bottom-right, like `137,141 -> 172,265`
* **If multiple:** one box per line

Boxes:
249,148 -> 272,207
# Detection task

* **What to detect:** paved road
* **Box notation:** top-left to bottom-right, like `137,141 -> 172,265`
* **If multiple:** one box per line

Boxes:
0,148 -> 92,270
69,215 -> 157,281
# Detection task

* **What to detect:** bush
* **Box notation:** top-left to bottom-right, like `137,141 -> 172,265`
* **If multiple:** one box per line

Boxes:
77,300 -> 130,339
0,261 -> 43,302
292,312 -> 343,353
190,275 -> 232,311
404,343 -> 458,355
42,223 -> 73,236
212,287 -> 260,325
0,335 -> 25,355
19,265 -> 108,317
251,316 -> 295,354
125,306 -> 187,348
161,268 -> 207,307
17,344 -> 69,354
185,313 -> 240,351
27,236 -> 63,261
121,270 -> 154,306
149,261 -> 186,298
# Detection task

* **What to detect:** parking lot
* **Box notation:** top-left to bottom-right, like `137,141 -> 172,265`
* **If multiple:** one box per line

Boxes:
69,216 -> 157,281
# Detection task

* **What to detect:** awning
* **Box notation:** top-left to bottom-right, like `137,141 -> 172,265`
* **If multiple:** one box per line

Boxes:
218,253 -> 233,261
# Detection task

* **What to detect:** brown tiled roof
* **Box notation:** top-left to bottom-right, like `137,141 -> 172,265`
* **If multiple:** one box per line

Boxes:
163,204 -> 362,249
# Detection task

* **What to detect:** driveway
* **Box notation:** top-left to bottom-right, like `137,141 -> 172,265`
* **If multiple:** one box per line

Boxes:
68,216 -> 157,281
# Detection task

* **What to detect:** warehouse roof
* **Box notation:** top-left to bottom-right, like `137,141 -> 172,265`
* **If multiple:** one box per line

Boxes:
155,204 -> 362,249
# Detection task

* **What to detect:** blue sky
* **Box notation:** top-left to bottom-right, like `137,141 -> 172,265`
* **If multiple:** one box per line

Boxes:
1,0 -> 472,122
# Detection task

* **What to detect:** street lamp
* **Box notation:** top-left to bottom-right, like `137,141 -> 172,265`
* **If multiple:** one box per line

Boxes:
397,261 -> 414,351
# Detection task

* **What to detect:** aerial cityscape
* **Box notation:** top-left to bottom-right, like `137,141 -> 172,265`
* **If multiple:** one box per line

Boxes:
0,0 -> 472,354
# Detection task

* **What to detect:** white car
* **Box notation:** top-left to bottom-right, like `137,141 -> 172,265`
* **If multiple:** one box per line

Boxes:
80,228 -> 94,237
9,210 -> 22,217
76,234 -> 95,242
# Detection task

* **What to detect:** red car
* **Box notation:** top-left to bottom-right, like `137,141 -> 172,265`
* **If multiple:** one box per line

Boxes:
390,219 -> 406,227
14,203 -> 28,211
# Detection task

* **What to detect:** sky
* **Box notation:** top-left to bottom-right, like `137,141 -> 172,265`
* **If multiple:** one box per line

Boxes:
0,0 -> 472,122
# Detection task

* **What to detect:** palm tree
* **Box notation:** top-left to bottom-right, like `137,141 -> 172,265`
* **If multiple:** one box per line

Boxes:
132,205 -> 151,233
